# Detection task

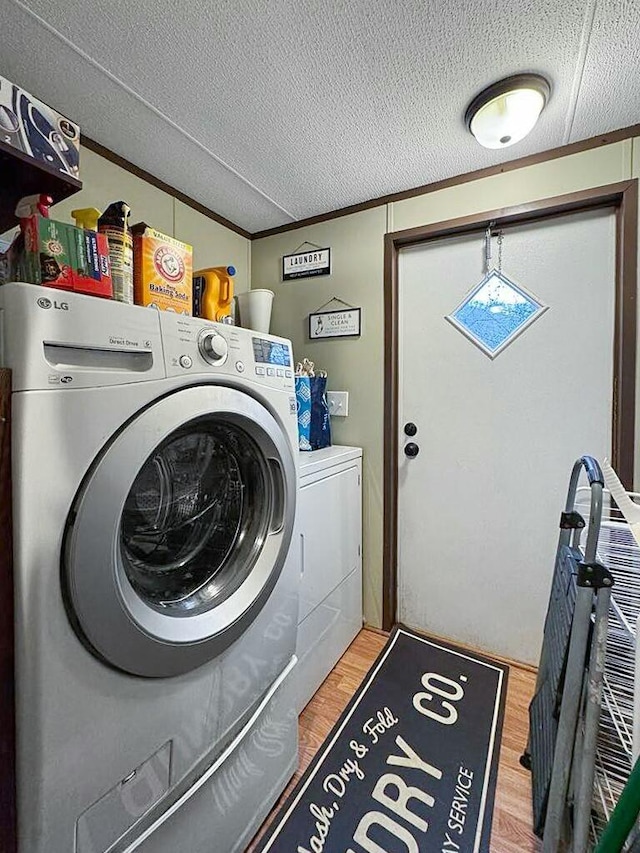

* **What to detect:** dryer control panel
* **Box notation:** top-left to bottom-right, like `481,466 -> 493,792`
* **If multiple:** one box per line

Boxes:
159,312 -> 295,391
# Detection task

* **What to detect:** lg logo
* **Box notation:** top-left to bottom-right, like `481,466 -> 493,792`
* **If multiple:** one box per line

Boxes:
37,297 -> 69,311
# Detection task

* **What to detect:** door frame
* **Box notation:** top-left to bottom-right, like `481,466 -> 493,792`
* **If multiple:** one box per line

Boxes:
382,179 -> 639,631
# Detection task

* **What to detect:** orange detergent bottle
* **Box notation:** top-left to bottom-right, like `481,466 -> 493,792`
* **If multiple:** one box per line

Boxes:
193,266 -> 235,322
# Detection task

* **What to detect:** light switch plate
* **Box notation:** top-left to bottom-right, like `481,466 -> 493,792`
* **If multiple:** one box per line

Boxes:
327,391 -> 349,416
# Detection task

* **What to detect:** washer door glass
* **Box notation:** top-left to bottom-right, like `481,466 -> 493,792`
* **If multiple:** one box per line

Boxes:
122,421 -> 270,616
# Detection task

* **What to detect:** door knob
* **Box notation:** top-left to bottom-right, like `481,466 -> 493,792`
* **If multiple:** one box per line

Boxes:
404,442 -> 420,458
404,422 -> 418,437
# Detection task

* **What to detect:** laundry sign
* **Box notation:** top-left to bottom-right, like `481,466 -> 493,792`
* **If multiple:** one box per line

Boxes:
283,247 -> 331,280
309,308 -> 361,339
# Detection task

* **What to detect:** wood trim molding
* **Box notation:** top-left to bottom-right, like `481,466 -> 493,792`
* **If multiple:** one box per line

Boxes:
83,123 -> 640,243
382,180 -> 638,632
362,623 -> 391,638
383,231 -> 400,632
0,369 -> 15,852
614,179 -> 638,484
252,124 -> 640,239
81,136 -> 253,241
387,181 -> 637,245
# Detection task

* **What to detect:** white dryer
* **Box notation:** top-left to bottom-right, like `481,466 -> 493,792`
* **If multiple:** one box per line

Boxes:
0,282 -> 300,852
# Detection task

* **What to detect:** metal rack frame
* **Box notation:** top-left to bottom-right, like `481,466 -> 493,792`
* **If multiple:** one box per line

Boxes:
577,488 -> 640,848
525,456 -> 614,851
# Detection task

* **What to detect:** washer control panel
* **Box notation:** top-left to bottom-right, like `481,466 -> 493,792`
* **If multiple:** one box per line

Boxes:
158,312 -> 294,389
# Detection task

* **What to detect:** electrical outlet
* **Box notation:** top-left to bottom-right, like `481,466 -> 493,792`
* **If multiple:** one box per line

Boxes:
327,391 -> 349,417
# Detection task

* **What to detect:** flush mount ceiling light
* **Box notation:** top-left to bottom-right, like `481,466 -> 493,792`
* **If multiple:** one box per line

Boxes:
465,74 -> 550,149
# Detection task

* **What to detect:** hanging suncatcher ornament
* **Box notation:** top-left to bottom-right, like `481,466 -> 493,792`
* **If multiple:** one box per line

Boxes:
445,227 -> 548,359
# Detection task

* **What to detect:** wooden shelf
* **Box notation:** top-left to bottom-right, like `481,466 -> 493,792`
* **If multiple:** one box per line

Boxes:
0,138 -> 82,235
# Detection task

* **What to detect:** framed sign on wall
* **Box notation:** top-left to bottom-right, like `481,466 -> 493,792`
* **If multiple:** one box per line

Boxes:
283,247 -> 331,280
309,307 -> 361,339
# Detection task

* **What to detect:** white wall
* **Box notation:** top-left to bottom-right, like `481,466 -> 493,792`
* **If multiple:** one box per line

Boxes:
252,138 -> 638,630
52,147 -> 251,292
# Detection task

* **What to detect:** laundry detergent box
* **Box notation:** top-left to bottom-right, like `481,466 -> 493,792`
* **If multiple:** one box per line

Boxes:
70,226 -> 113,297
133,224 -> 193,315
23,215 -> 75,289
22,215 -> 113,297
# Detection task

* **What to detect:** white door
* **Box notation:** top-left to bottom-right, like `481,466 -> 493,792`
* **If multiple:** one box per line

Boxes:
397,208 -> 617,664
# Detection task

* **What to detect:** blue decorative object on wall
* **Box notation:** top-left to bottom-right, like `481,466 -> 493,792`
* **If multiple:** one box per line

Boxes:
446,269 -> 548,358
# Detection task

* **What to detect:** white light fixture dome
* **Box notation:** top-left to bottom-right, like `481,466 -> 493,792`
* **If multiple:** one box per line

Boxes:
465,74 -> 550,149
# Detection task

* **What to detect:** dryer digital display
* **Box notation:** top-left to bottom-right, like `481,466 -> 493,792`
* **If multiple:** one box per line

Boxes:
252,337 -> 291,367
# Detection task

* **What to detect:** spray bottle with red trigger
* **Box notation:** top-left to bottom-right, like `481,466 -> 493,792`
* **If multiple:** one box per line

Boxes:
15,194 -> 52,225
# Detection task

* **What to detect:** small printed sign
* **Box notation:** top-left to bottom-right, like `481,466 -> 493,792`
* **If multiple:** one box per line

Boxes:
283,248 -> 331,280
309,308 -> 361,339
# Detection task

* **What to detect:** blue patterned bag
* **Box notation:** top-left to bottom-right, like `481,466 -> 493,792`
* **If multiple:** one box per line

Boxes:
295,375 -> 312,450
295,375 -> 331,451
309,375 -> 331,450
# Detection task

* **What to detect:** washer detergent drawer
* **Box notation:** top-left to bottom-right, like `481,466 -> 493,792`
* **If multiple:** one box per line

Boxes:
76,743 -> 171,853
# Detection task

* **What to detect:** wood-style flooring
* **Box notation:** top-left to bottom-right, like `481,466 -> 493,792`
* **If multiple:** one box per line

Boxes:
247,628 -> 540,852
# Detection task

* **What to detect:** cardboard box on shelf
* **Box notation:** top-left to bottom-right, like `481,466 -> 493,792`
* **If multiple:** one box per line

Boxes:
133,224 -> 193,315
0,75 -> 80,181
22,215 -> 112,298
71,226 -> 112,292
24,216 -> 74,288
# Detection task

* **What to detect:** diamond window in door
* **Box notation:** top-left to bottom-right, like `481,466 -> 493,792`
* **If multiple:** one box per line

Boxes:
446,269 -> 548,359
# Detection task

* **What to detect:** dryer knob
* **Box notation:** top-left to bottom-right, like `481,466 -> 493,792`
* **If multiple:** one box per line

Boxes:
199,331 -> 228,363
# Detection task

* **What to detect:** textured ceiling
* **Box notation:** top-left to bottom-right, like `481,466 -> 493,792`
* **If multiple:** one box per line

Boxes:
2,0 -> 640,233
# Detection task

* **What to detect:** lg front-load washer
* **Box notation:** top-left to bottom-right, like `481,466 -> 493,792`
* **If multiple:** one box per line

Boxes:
0,282 -> 301,852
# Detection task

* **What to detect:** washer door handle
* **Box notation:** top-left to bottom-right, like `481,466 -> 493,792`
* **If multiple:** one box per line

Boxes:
269,458 -> 285,533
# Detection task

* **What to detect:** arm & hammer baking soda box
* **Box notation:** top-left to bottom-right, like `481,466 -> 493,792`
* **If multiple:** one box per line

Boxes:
21,204 -> 112,297
133,224 -> 193,314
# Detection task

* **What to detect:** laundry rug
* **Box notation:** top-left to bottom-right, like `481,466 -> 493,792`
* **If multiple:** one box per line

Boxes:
255,626 -> 508,853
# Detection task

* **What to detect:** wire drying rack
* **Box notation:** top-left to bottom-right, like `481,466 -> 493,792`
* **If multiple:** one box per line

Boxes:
525,457 -> 640,852
575,489 -> 640,848
525,457 -> 614,851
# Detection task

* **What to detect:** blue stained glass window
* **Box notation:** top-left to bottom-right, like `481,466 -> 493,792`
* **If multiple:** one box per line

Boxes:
446,270 -> 547,359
